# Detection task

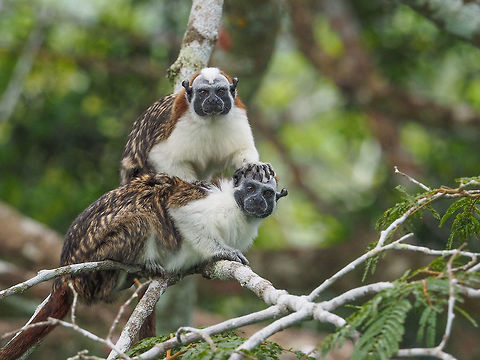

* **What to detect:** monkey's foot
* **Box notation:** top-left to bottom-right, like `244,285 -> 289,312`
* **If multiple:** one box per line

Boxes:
144,260 -> 166,277
213,247 -> 249,265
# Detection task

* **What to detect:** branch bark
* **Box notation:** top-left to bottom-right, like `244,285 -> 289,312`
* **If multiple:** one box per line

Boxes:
107,280 -> 168,360
168,0 -> 224,92
0,261 -> 143,299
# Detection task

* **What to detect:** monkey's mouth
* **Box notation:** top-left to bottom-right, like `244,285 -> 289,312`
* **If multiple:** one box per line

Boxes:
243,206 -> 272,219
201,98 -> 225,115
202,106 -> 224,115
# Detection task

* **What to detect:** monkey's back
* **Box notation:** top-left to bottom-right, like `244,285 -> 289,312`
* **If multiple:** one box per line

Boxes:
60,174 -> 199,302
120,94 -> 178,184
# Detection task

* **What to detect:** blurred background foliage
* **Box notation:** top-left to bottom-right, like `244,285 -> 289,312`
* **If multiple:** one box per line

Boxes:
2,0 -> 480,248
2,0 -> 480,358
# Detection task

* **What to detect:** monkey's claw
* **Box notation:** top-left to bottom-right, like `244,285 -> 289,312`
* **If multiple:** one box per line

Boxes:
238,162 -> 276,183
213,247 -> 249,266
144,260 -> 166,277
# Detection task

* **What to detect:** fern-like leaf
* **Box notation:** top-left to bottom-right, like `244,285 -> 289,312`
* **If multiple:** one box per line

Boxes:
439,197 -> 471,227
351,299 -> 411,360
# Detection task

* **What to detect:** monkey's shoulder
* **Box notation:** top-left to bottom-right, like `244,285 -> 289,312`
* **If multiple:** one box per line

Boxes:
129,94 -> 178,142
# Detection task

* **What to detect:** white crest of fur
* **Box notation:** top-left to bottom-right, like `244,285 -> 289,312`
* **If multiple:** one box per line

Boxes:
197,67 -> 227,84
148,106 -> 259,181
165,179 -> 262,272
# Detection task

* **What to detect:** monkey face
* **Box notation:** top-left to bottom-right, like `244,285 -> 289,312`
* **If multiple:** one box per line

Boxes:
182,68 -> 238,117
233,164 -> 288,218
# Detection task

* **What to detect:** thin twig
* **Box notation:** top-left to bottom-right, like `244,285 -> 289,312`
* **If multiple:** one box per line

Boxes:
107,280 -> 168,360
394,166 -> 431,191
437,250 -> 458,350
176,327 -> 216,351
68,282 -> 79,325
107,280 -> 152,340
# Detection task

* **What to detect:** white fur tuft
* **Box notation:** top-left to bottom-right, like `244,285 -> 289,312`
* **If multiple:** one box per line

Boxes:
200,67 -> 225,84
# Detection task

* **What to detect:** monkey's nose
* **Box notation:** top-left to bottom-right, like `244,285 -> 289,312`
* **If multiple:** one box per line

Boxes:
203,97 -> 224,114
245,197 -> 267,213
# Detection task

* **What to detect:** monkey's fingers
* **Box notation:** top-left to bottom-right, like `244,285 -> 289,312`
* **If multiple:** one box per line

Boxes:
213,248 -> 249,266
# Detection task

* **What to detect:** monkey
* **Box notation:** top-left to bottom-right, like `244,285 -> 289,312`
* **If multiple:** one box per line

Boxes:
120,67 -> 271,184
0,164 -> 287,359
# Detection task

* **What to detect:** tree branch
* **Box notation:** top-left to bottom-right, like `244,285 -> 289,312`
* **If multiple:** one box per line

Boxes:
107,280 -> 168,359
0,261 -> 143,299
168,0 -> 224,92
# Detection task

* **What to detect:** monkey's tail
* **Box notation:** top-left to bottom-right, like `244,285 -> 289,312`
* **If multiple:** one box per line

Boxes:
0,281 -> 73,360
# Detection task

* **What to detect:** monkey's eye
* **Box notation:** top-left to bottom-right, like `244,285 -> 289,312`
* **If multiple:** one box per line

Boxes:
264,189 -> 274,198
246,185 -> 255,193
216,89 -> 225,96
199,90 -> 208,97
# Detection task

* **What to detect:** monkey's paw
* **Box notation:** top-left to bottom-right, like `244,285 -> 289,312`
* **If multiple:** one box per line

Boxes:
234,162 -> 276,185
213,247 -> 249,265
144,260 -> 166,277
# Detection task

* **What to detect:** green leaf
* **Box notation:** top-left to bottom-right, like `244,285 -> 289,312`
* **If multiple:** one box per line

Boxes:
447,201 -> 480,249
455,305 -> 478,328
126,332 -> 284,359
439,197 -> 471,227
455,176 -> 480,186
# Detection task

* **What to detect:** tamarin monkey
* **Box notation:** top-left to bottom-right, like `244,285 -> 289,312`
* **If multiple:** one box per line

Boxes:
120,67 -> 269,184
0,164 -> 287,359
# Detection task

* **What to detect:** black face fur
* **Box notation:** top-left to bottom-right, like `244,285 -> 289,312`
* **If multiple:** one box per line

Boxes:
233,165 -> 287,218
184,74 -> 235,116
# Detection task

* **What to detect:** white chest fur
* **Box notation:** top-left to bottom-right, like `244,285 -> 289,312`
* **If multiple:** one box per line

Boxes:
165,180 -> 262,272
148,107 -> 259,181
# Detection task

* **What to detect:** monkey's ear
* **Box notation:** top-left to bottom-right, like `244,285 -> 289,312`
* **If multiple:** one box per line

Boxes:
276,188 -> 288,201
182,80 -> 193,101
230,77 -> 238,97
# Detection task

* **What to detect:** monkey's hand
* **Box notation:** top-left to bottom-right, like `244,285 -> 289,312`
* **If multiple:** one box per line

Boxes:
212,246 -> 249,266
234,162 -> 275,185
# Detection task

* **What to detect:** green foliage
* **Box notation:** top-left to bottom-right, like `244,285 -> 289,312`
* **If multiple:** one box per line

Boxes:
362,242 -> 381,282
455,176 -> 480,186
440,198 -> 480,249
375,185 -> 429,232
321,271 -> 479,360
125,332 -> 283,359
321,283 -> 414,359
416,306 -> 437,347
352,298 -> 411,360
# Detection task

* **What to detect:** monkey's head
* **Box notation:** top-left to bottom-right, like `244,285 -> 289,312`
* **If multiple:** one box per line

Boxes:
232,164 -> 288,219
182,67 -> 238,117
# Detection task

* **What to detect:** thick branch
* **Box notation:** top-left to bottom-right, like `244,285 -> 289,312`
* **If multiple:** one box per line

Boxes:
168,0 -> 224,92
0,261 -> 143,299
107,280 -> 168,360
